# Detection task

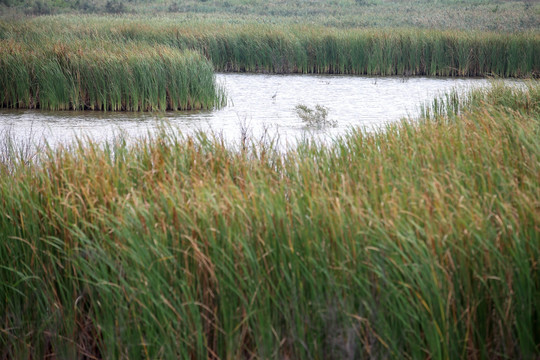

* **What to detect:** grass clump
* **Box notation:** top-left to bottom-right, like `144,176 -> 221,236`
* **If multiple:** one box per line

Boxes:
421,80 -> 540,119
0,40 -> 225,111
0,82 -> 538,358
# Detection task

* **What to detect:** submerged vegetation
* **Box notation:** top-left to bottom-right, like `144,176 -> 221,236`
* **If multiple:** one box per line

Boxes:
1,82 -> 538,358
0,40 -> 225,111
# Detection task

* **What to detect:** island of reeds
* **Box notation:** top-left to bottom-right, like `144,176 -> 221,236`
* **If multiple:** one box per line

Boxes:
0,40 -> 225,111
1,82 -> 539,359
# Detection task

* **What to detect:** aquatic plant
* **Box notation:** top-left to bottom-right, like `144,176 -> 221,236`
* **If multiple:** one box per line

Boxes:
1,81 -> 538,359
1,17 -> 538,77
295,103 -> 336,128
420,80 -> 540,119
0,41 -> 225,111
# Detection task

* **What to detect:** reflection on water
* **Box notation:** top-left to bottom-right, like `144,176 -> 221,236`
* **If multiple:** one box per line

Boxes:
0,73 -> 498,148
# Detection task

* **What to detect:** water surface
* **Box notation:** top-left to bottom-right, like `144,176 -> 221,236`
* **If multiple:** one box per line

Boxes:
0,74 -> 498,148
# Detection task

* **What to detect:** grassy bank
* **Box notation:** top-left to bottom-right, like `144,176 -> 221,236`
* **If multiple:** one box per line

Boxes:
2,0 -> 539,33
3,17 -> 539,77
0,40 -> 225,111
1,83 -> 538,358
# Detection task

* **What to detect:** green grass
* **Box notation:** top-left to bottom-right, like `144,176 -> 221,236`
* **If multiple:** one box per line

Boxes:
2,16 -> 539,77
0,40 -> 225,111
2,0 -> 539,33
421,80 -> 540,119
1,82 -> 538,359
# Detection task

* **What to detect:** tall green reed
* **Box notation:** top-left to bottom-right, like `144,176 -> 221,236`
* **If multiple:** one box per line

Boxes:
420,80 -> 540,119
0,40 -> 225,111
1,82 -> 538,358
2,17 -> 538,77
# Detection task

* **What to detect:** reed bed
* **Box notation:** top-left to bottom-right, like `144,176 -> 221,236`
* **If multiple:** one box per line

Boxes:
421,80 -> 540,119
0,40 -> 225,111
1,82 -> 538,359
2,17 -> 539,77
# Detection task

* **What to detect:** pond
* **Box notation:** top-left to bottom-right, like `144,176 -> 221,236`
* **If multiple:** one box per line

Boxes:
0,73 -> 500,149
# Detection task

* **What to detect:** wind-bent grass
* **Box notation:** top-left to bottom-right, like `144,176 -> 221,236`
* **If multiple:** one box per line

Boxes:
2,16 -> 539,77
0,40 -> 225,111
1,82 -> 538,358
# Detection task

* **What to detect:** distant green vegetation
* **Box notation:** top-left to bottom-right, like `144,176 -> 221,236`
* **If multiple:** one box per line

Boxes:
1,0 -> 539,32
2,17 -> 539,80
1,82 -> 539,358
0,39 -> 225,111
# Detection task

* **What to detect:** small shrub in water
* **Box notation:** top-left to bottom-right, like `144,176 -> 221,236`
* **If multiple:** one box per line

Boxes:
295,104 -> 336,128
